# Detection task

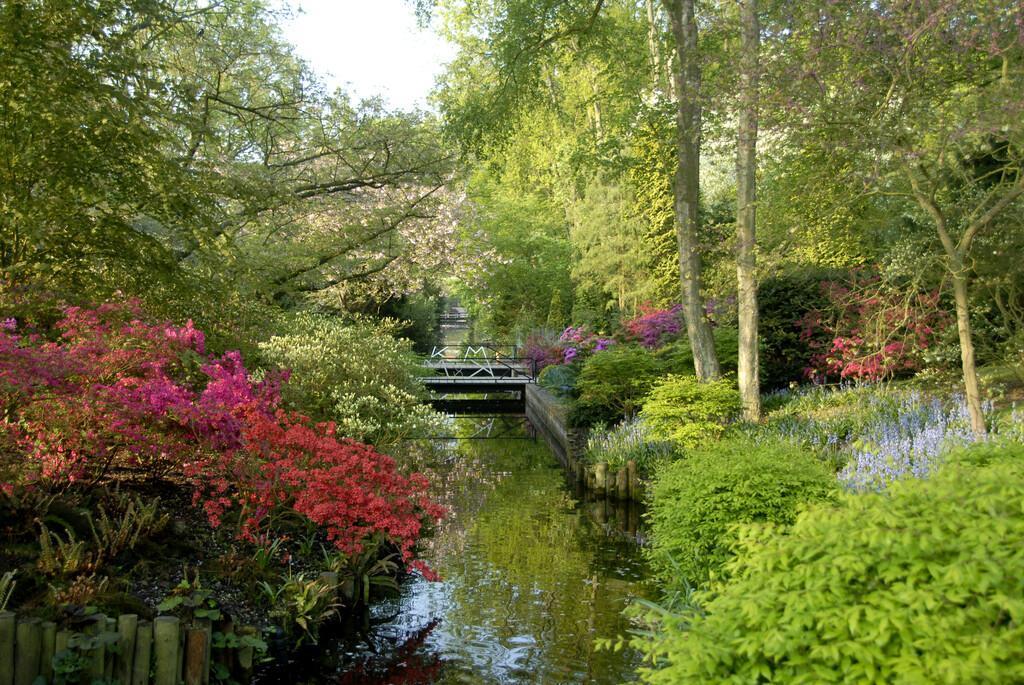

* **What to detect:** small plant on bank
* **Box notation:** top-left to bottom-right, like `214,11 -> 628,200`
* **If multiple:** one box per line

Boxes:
584,418 -> 675,474
647,440 -> 836,588
258,571 -> 340,646
640,375 -> 741,448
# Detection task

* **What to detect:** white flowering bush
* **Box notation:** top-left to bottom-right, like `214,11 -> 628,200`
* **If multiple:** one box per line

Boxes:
258,312 -> 444,446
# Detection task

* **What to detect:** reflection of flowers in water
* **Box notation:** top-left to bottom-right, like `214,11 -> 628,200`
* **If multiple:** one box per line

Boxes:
332,619 -> 443,685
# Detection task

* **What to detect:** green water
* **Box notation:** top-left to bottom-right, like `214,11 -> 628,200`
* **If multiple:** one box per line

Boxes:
325,417 -> 653,684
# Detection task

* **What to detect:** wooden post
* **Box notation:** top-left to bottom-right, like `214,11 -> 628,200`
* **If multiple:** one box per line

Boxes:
617,467 -> 629,500
116,614 -> 139,685
153,616 -> 180,685
86,618 -> 105,681
132,621 -> 153,685
594,462 -> 607,493
184,624 -> 211,685
40,621 -> 56,682
0,611 -> 14,685
14,618 -> 41,685
627,460 -> 638,501
54,630 -> 71,658
104,616 -> 117,681
604,464 -> 615,499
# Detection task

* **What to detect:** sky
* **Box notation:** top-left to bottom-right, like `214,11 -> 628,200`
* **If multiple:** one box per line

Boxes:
274,0 -> 457,111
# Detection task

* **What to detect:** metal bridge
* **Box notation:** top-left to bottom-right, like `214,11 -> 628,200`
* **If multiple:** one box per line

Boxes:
420,344 -> 537,414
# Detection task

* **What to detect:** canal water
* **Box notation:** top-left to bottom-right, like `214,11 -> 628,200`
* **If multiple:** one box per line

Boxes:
321,415 -> 654,684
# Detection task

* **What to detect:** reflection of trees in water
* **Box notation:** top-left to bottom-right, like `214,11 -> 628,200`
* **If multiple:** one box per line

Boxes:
329,422 -> 650,684
438,437 -> 649,684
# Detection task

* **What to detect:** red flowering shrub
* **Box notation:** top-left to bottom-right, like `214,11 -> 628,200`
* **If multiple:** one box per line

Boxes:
0,300 -> 442,577
622,304 -> 683,349
800,276 -> 947,382
189,407 -> 443,578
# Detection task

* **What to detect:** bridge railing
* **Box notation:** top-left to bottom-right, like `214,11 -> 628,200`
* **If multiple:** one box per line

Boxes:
424,344 -> 537,381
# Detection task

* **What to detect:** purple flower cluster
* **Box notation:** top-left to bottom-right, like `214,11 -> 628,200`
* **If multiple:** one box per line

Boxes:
838,392 -> 990,491
557,326 -> 615,362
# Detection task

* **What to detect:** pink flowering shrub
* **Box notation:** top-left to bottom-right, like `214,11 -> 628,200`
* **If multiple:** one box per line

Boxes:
800,276 -> 947,382
622,304 -> 683,349
0,301 -> 442,576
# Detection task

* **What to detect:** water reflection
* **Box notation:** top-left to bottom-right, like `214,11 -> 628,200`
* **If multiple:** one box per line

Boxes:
321,417 -> 653,684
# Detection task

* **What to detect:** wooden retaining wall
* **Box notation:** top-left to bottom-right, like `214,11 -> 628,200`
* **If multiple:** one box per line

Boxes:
525,384 -> 644,502
0,609 -> 257,685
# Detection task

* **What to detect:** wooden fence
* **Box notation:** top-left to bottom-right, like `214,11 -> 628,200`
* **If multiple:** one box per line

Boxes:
0,609 -> 259,685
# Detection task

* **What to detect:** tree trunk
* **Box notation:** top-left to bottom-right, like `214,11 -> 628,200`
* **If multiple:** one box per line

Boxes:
951,264 -> 987,436
664,0 -> 720,381
736,0 -> 760,420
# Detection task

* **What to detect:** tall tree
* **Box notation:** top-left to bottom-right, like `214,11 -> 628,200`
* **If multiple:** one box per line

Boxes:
663,0 -> 720,380
735,0 -> 760,419
783,0 -> 1024,435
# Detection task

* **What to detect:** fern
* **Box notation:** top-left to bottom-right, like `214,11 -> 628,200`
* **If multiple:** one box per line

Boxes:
89,494 -> 170,560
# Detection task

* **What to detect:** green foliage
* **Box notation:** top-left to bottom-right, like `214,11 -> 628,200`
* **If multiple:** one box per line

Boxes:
757,269 -> 844,388
640,375 -> 742,448
569,176 -> 661,315
570,345 -> 660,428
450,173 -> 574,339
158,576 -> 223,624
546,288 -> 568,331
647,440 -> 836,588
637,447 -> 1024,684
257,311 -> 443,446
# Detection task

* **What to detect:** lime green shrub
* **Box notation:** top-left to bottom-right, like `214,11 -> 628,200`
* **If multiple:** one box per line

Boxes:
569,344 -> 659,427
639,445 -> 1024,684
640,375 -> 741,448
648,440 -> 835,587
258,312 -> 443,445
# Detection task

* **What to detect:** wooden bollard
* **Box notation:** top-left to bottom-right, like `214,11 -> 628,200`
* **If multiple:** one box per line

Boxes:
0,611 -> 14,685
153,616 -> 180,685
626,460 -> 638,500
594,462 -> 608,493
132,621 -> 153,685
40,621 -> 56,682
54,629 -> 71,658
14,618 -> 41,685
614,464 -> 630,497
103,616 -> 118,681
184,624 -> 211,685
86,618 -> 105,681
117,614 -> 139,685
